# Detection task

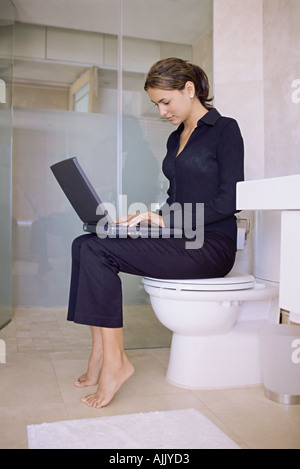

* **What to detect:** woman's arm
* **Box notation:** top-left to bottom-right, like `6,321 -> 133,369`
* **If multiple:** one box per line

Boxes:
204,119 -> 244,225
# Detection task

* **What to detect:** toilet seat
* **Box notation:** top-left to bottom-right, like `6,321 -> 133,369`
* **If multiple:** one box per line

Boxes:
142,273 -> 255,292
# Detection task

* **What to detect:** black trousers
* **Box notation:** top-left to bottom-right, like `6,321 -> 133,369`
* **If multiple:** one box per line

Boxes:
67,231 -> 236,328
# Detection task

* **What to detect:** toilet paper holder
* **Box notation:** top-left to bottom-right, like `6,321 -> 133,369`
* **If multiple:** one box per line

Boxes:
236,217 -> 250,250
237,217 -> 250,240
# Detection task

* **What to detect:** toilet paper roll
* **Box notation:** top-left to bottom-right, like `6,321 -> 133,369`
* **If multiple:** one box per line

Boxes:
289,311 -> 300,325
237,227 -> 246,250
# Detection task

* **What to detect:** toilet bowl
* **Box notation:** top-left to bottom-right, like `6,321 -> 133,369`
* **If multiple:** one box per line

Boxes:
142,273 -> 279,389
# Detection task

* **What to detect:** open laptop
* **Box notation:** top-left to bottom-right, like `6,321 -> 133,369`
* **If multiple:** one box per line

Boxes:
50,157 -> 182,238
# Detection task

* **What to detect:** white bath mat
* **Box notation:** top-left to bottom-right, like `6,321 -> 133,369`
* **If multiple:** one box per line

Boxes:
27,408 -> 240,449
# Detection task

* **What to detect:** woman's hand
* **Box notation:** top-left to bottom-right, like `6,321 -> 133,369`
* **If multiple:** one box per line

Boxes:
115,212 -> 165,228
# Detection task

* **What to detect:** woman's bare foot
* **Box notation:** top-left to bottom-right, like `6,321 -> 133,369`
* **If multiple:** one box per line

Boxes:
75,326 -> 103,387
80,353 -> 134,408
75,349 -> 103,387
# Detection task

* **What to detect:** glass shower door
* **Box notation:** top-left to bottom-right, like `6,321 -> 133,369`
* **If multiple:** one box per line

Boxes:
10,0 -> 213,349
0,0 -> 14,329
12,21 -> 119,307
120,0 -> 213,345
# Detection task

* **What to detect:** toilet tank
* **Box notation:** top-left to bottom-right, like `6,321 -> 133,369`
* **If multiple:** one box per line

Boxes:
254,211 -> 281,283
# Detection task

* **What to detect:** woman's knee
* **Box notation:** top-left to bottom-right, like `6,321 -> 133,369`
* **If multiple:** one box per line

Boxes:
71,234 -> 95,257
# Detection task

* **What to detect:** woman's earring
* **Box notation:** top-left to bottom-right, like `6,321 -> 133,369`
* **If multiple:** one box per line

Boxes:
190,95 -> 194,99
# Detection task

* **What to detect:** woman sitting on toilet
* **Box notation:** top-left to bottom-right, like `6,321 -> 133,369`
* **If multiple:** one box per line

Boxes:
67,57 -> 244,408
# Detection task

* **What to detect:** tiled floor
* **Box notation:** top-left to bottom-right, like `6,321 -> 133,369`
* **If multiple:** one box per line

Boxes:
0,306 -> 300,449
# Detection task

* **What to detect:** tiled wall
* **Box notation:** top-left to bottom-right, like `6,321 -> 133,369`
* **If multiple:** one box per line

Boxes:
213,0 -> 300,277
213,0 -> 300,180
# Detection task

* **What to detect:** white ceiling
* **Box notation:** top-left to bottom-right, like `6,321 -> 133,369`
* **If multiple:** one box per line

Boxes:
11,0 -> 212,45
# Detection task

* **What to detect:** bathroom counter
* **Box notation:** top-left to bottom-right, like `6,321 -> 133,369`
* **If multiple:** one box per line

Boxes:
237,174 -> 300,323
236,174 -> 300,210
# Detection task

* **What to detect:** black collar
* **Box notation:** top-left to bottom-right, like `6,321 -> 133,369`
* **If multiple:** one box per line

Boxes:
197,108 -> 222,126
175,108 -> 222,135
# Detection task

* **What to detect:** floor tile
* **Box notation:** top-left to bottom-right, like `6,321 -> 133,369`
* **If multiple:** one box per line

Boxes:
1,307 -> 300,449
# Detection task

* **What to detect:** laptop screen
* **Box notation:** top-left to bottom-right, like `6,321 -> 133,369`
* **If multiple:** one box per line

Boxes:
50,157 -> 106,224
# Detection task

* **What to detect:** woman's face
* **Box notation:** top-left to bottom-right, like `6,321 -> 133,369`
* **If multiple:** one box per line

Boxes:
147,84 -> 193,125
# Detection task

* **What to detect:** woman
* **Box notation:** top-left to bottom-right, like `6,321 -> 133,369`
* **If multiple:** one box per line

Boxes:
68,58 -> 244,408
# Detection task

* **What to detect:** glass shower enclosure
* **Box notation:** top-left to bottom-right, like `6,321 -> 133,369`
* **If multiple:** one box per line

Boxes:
8,0 -> 213,348
0,0 -> 13,329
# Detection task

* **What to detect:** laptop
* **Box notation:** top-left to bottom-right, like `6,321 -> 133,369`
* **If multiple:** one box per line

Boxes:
50,157 -> 182,238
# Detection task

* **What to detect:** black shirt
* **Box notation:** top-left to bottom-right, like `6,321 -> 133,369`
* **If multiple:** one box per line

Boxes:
159,108 -> 244,245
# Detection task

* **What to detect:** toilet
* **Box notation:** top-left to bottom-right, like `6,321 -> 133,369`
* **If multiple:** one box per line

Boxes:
142,212 -> 281,389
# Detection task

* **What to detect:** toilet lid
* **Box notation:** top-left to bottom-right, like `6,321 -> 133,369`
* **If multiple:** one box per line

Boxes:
142,274 -> 255,291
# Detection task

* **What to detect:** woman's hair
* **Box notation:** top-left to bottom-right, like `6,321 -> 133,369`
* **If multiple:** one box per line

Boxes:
144,57 -> 213,110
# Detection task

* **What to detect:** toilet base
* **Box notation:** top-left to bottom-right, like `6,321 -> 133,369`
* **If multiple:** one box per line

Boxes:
166,320 -> 266,389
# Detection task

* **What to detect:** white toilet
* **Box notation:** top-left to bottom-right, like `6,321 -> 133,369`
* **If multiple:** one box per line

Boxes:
142,212 -> 281,389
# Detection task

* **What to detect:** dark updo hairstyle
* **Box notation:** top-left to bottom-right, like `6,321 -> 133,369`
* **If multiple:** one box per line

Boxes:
144,57 -> 213,110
